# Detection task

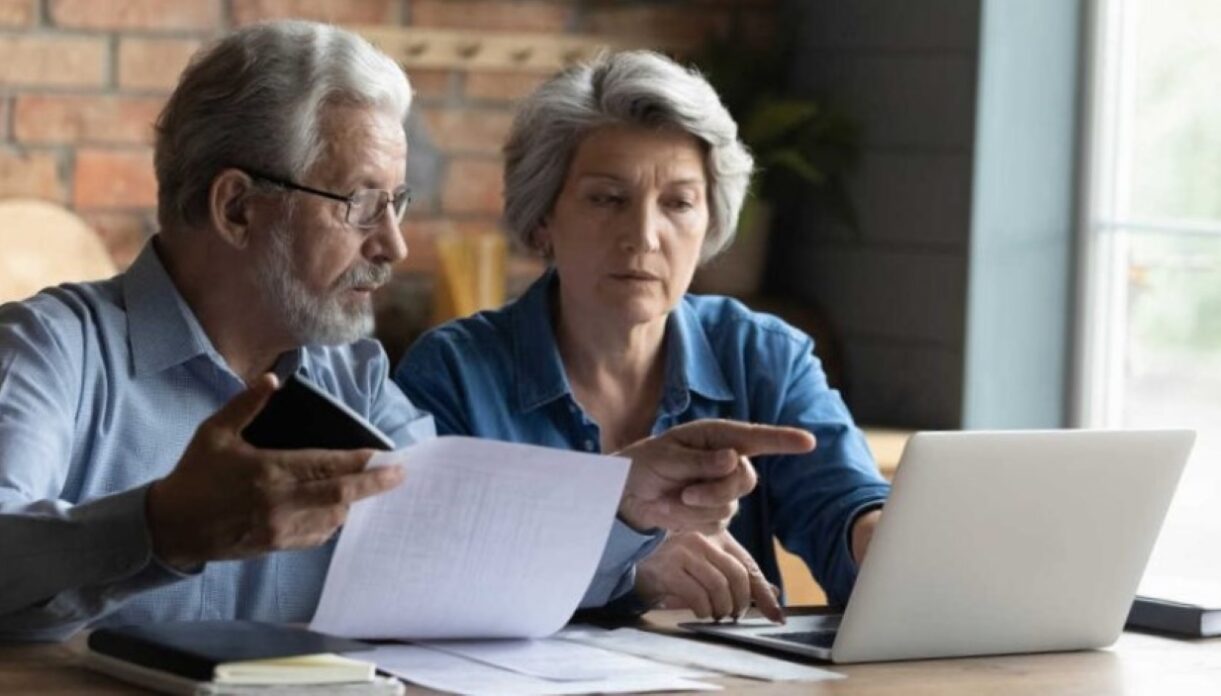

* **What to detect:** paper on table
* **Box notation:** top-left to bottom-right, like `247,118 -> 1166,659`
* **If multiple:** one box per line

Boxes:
368,644 -> 721,696
558,626 -> 845,683
310,436 -> 629,640
418,638 -> 714,682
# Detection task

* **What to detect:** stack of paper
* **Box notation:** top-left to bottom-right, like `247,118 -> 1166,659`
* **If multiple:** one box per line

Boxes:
305,436 -> 845,694
365,641 -> 720,696
558,626 -> 844,683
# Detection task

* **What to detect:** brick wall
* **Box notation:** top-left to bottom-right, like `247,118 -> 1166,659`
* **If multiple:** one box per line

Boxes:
0,0 -> 775,283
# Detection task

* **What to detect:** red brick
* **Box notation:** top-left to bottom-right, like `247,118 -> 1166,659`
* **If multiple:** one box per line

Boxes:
81,211 -> 153,270
441,158 -> 503,215
411,0 -> 572,33
421,107 -> 513,155
407,69 -> 454,101
398,218 -> 442,272
0,0 -> 36,27
0,149 -> 66,202
582,6 -> 730,47
465,71 -> 546,103
14,95 -> 165,146
118,38 -> 204,92
230,0 -> 398,25
0,36 -> 108,89
50,0 -> 219,30
74,149 -> 157,209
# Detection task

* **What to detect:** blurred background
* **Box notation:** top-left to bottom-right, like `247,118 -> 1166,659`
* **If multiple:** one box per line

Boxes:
1,0 -> 1217,594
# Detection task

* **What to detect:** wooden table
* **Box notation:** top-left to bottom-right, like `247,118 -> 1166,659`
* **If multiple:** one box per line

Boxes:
3,610 -> 1219,695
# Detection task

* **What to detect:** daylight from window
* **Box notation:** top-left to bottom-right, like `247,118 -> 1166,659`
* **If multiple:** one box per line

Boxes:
1083,0 -> 1221,583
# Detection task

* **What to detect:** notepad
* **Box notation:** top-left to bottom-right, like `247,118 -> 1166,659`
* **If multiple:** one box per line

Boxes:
213,653 -> 375,685
86,621 -> 374,683
1129,576 -> 1221,637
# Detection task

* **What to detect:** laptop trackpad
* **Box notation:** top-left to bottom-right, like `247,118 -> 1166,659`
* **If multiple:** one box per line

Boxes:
682,613 -> 842,647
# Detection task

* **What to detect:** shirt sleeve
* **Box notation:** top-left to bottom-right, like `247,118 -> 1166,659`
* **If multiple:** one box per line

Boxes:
357,341 -> 437,448
578,520 -> 665,609
762,331 -> 891,607
0,303 -> 191,641
394,332 -> 663,609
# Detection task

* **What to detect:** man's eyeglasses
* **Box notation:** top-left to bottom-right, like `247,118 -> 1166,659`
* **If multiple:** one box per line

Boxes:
244,169 -> 412,229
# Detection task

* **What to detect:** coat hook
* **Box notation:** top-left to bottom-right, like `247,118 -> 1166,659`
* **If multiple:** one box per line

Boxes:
406,41 -> 428,57
456,42 -> 482,59
510,47 -> 534,64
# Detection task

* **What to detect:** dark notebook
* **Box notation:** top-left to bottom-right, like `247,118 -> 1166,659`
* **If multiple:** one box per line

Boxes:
242,373 -> 395,451
1127,596 -> 1221,637
87,621 -> 374,682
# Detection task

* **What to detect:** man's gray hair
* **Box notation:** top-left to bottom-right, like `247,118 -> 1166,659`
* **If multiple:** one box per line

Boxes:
155,20 -> 412,231
503,50 -> 754,262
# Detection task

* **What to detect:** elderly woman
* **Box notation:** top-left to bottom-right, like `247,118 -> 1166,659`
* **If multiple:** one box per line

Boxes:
395,51 -> 889,620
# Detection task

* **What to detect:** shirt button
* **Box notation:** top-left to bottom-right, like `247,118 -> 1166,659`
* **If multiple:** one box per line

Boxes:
583,440 -> 595,451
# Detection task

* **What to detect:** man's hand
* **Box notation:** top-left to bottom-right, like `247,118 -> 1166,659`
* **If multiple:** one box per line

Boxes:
636,530 -> 784,623
145,374 -> 404,570
616,420 -> 815,533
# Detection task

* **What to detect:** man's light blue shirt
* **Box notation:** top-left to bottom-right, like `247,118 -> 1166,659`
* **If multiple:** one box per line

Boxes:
396,270 -> 892,606
0,242 -> 641,641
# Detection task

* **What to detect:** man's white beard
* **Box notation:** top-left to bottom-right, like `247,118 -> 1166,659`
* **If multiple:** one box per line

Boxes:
258,220 -> 390,346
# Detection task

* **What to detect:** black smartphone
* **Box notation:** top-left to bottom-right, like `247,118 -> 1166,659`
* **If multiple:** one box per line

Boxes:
241,374 -> 395,451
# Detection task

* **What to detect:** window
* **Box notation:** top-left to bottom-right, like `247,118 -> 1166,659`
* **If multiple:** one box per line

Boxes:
1079,0 -> 1221,581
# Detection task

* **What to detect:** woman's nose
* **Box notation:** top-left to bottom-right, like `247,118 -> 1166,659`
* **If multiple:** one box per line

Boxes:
619,200 -> 662,253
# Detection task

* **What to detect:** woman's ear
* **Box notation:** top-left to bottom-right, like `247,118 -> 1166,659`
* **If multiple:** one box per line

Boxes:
209,169 -> 258,249
533,217 -> 553,257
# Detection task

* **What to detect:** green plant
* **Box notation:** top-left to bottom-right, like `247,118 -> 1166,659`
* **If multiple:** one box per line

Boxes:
692,28 -> 861,232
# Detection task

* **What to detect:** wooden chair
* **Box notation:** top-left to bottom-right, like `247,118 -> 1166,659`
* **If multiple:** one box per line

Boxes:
0,199 -> 115,304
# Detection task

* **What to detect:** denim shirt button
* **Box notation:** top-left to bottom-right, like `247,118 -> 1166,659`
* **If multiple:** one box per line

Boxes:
583,439 -> 595,451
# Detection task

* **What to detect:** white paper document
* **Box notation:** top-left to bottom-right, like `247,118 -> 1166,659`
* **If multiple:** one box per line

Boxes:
558,626 -> 845,683
418,638 -> 714,682
310,436 -> 630,640
368,644 -> 721,696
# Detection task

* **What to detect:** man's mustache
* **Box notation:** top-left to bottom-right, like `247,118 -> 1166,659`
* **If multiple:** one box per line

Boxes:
337,263 -> 391,290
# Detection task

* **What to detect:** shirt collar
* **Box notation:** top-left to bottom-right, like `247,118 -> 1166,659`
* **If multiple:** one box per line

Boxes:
509,269 -> 734,413
510,270 -> 572,412
122,238 -> 308,379
123,239 -> 220,377
663,297 -> 734,408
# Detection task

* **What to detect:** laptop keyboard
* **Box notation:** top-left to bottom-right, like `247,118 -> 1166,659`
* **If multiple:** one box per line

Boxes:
763,629 -> 837,649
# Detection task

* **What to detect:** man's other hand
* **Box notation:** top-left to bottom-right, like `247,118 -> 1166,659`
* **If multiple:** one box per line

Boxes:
145,374 -> 404,570
615,419 -> 815,533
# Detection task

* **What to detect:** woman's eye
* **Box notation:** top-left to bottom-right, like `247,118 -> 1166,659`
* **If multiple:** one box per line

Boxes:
667,198 -> 695,211
589,193 -> 625,206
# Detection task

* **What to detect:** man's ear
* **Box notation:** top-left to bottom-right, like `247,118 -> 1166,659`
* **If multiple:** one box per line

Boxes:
209,169 -> 259,249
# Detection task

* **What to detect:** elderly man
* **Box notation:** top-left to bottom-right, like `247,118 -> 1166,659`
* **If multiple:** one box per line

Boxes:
0,21 -> 812,642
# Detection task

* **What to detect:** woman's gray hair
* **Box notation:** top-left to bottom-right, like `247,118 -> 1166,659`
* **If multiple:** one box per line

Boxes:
154,20 -> 412,231
503,50 -> 754,262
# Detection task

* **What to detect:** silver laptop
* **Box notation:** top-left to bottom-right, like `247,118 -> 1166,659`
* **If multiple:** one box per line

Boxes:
683,429 -> 1194,663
